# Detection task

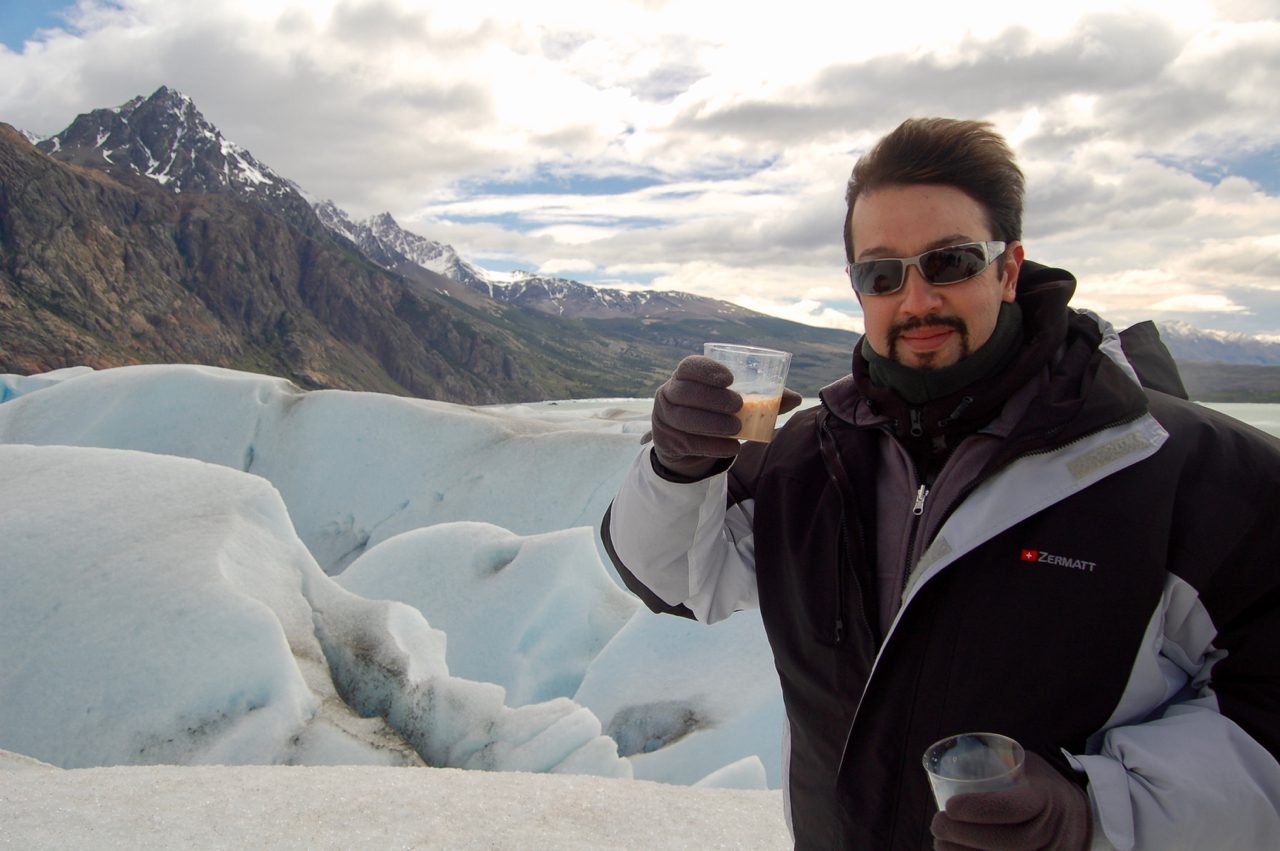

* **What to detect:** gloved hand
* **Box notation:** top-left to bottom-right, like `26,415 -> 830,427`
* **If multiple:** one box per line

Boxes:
650,355 -> 801,481
931,751 -> 1092,851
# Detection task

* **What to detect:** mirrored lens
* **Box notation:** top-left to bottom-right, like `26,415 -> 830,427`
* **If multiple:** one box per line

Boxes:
852,260 -> 905,295
920,244 -> 987,284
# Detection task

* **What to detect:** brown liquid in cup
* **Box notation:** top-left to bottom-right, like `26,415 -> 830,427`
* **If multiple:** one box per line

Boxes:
735,394 -> 782,442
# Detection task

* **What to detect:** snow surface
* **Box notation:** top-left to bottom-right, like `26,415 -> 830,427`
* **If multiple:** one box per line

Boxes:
8,364 -> 1271,846
0,364 -> 786,808
0,751 -> 790,851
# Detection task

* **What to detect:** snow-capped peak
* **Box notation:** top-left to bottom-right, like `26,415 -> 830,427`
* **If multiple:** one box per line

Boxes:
34,86 -> 320,234
1155,319 -> 1280,365
36,86 -> 294,204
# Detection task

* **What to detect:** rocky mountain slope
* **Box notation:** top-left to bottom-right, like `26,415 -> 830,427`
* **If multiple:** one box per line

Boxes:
1,125 -> 519,400
2,86 -> 859,399
35,87 -> 323,240
310,202 -> 860,392
1,117 -> 710,401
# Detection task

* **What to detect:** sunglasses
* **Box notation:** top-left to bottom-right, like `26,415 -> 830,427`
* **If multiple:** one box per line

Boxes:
847,241 -> 1007,295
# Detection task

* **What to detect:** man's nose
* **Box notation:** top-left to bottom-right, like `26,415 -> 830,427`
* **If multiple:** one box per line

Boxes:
897,264 -> 942,315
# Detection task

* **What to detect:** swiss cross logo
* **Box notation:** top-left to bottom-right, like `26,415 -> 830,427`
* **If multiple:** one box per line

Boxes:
1020,547 -> 1098,572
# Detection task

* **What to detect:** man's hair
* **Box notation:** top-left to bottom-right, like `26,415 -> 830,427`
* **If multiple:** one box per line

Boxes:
843,118 -> 1024,263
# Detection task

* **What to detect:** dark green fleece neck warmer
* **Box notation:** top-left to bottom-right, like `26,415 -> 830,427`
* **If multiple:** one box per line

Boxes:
862,301 -> 1024,406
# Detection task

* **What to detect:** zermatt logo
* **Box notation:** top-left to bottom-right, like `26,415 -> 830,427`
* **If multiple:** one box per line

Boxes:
1020,549 -> 1097,572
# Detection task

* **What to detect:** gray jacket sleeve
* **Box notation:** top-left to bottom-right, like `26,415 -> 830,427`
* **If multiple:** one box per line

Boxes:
607,445 -> 758,624
1066,574 -> 1280,851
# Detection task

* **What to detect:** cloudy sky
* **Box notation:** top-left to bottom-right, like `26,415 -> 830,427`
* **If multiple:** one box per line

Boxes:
3,0 -> 1279,337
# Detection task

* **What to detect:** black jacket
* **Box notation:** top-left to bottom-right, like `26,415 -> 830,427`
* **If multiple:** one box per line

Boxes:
605,265 -> 1280,850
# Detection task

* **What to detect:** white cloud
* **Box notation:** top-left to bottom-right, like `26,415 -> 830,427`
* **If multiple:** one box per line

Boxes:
734,297 -> 865,334
1148,293 -> 1248,312
1,0 -> 1278,335
536,258 -> 597,275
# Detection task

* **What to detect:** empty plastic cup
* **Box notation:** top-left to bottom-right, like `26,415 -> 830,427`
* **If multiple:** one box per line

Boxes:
702,343 -> 793,443
923,733 -> 1025,811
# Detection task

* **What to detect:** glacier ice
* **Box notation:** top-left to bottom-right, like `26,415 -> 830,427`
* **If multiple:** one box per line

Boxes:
574,607 -> 785,788
336,522 -> 639,707
0,443 -> 628,778
0,364 -> 786,789
0,363 -> 644,575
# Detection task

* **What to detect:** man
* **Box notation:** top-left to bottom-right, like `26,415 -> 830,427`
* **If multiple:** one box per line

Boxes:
602,118 -> 1280,850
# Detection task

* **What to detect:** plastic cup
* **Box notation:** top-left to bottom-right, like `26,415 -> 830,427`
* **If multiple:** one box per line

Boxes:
702,343 -> 793,443
923,733 -> 1025,812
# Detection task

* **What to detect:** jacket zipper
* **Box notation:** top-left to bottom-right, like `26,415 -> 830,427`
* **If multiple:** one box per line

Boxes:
903,483 -> 930,580
832,405 -> 1151,800
909,408 -> 924,437
817,412 -> 875,648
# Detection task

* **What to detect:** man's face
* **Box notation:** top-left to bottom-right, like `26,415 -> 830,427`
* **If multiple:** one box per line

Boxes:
851,183 -> 1022,370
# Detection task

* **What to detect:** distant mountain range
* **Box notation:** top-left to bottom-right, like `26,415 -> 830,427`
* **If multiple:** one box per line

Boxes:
2,86 -> 855,400
312,203 -> 761,322
314,201 -> 1280,366
6,85 -> 1279,402
1155,320 -> 1280,366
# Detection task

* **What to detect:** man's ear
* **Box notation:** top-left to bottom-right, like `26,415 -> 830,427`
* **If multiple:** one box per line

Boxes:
1000,241 -> 1025,303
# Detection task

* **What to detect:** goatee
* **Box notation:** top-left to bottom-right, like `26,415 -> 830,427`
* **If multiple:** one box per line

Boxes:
887,315 -> 969,369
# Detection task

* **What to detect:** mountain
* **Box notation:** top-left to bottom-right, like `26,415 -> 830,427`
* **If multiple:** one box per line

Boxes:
4,112 -> 736,401
311,201 -> 492,303
319,206 -> 764,321
34,87 -> 324,240
6,87 -> 855,400
1,124 -> 536,401
1156,320 -> 1280,366
310,205 -> 860,391
1173,362 -> 1280,403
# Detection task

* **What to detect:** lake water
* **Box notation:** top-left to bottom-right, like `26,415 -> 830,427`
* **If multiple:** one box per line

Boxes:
1200,403 -> 1280,439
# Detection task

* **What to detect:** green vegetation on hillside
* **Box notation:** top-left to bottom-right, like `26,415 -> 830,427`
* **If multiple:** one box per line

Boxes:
1176,361 -> 1280,402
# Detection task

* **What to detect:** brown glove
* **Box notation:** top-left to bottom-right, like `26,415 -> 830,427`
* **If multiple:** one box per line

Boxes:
650,355 -> 801,481
932,751 -> 1092,851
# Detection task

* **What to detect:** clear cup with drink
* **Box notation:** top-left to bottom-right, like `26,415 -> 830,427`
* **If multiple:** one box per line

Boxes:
702,343 -> 793,443
922,732 -> 1026,812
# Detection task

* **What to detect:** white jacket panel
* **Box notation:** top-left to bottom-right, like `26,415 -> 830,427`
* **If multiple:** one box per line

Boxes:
609,445 -> 758,623
1068,574 -> 1280,850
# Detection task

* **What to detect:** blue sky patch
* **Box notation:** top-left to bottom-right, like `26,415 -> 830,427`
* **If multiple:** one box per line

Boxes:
460,155 -> 781,199
822,296 -> 863,315
1153,145 -> 1280,195
0,0 -> 77,52
470,257 -> 532,274
464,170 -> 665,197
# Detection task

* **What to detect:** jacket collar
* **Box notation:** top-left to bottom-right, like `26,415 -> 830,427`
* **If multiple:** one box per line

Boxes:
820,261 -> 1148,446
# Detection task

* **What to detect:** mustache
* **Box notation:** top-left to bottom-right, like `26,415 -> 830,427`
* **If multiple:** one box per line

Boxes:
887,315 -> 968,341
887,315 -> 970,366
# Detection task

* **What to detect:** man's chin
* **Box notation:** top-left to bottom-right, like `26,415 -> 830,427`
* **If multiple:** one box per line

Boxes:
891,347 -> 964,370
887,327 -> 968,370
